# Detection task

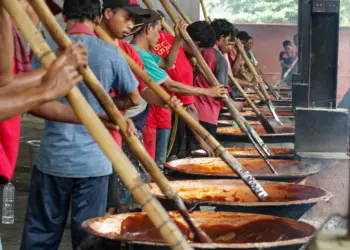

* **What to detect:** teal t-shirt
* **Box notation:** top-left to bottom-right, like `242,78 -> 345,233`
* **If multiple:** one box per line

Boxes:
133,45 -> 169,84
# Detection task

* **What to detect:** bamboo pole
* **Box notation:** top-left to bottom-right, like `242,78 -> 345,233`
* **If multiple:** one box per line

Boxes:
143,0 -> 208,81
26,0 -> 211,243
94,25 -> 267,200
141,0 -> 175,36
158,0 -> 273,158
199,0 -> 210,23
166,0 -> 276,170
156,0 -> 269,199
228,74 -> 275,134
2,1 -> 192,249
169,0 -> 192,24
235,41 -> 283,123
165,0 -> 275,134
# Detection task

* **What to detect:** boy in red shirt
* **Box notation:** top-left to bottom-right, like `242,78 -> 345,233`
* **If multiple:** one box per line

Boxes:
150,30 -> 214,159
184,21 -> 230,149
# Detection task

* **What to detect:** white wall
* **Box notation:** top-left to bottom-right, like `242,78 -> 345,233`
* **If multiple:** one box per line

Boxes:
138,0 -> 200,25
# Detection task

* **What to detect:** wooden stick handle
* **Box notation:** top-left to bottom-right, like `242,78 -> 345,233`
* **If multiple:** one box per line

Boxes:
159,0 -> 268,200
169,0 -> 192,24
96,27 -> 267,201
5,1 -> 192,249
236,43 -> 271,101
90,27 -> 212,244
159,0 -> 220,88
199,0 -> 210,23
142,0 -> 175,36
228,74 -> 262,116
282,58 -> 298,80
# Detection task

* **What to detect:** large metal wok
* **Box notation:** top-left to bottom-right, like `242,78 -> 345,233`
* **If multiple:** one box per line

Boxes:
82,211 -> 315,250
217,119 -> 295,128
217,126 -> 295,135
222,111 -> 295,119
164,158 -> 320,183
238,100 -> 292,107
148,180 -> 332,220
216,126 -> 295,143
191,147 -> 295,159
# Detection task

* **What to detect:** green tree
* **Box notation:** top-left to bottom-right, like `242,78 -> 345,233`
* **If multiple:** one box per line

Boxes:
204,0 -> 350,26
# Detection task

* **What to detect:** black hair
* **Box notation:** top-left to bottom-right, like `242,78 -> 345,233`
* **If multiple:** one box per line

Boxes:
283,40 -> 292,48
133,20 -> 161,36
63,0 -> 101,22
210,19 -> 234,40
186,21 -> 216,48
236,31 -> 251,42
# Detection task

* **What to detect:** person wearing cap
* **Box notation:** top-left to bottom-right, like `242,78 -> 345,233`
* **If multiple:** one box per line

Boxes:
0,3 -> 88,186
100,0 -> 183,214
130,11 -> 227,167
20,0 -> 143,248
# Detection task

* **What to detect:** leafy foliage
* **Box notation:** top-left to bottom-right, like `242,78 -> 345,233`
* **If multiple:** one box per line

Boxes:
204,0 -> 350,26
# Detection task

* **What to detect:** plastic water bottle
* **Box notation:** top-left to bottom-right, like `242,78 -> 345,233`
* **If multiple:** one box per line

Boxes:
2,182 -> 15,224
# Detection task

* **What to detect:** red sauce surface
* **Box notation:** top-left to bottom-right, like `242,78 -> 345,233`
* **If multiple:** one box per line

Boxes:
119,213 -> 313,243
217,126 -> 295,135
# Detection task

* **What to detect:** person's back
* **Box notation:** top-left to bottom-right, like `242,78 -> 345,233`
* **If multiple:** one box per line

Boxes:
32,34 -> 136,177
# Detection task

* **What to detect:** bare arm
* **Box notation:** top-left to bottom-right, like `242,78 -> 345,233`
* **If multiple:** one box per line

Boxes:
232,53 -> 243,75
162,78 -> 227,98
1,68 -> 46,95
30,101 -> 81,123
158,21 -> 185,70
112,89 -> 141,110
140,87 -> 167,107
158,36 -> 181,70
30,100 -> 118,130
0,86 -> 51,121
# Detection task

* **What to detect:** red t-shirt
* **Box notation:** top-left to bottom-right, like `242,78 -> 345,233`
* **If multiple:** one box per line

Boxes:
146,31 -> 194,129
150,31 -> 194,105
0,59 -> 21,183
194,48 -> 227,125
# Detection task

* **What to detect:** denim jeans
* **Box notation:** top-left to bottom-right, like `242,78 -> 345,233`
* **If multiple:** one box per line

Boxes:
155,128 -> 171,171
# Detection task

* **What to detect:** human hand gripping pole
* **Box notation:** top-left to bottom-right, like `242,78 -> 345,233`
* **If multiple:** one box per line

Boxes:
3,0 -> 193,249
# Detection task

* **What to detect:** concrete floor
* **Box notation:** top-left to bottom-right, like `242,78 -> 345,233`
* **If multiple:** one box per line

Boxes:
0,115 -> 72,250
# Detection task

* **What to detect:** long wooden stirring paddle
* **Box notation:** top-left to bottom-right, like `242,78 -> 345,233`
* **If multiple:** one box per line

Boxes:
142,0 -> 269,200
158,0 -> 273,154
2,1 -> 193,249
165,0 -> 277,172
166,0 -> 276,135
199,0 -> 211,23
236,42 -> 284,125
169,0 -> 192,24
25,0 -> 211,244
